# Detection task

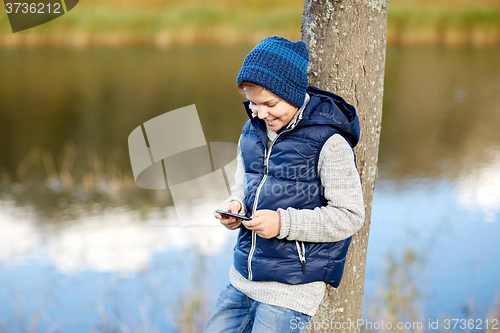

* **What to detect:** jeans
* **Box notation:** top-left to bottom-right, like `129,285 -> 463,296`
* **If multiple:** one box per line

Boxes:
203,284 -> 312,333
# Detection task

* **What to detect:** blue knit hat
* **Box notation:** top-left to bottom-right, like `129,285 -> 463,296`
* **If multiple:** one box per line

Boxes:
237,36 -> 309,107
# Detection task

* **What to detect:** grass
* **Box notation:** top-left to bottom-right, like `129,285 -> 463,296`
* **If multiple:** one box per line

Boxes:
388,2 -> 500,45
0,0 -> 304,47
0,143 -> 163,223
363,240 -> 500,333
0,0 -> 499,46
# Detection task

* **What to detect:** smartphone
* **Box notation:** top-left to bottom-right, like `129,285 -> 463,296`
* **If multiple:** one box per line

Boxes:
215,209 -> 252,221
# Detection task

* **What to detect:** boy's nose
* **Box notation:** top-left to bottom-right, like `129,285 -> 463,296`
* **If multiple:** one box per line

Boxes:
257,108 -> 269,119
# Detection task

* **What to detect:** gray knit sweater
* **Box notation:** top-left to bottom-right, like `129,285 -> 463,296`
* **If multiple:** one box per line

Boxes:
223,94 -> 365,317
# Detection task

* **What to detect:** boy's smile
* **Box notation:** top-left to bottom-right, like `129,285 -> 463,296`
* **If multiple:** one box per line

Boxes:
244,85 -> 300,132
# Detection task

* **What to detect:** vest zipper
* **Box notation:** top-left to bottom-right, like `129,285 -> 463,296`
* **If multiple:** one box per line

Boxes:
296,241 -> 307,274
247,126 -> 297,281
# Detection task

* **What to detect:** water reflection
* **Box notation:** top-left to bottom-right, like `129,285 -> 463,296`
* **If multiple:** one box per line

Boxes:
0,200 -> 236,332
457,147 -> 500,222
364,174 -> 500,329
0,46 -> 253,225
0,201 -> 235,272
380,47 -> 500,181
0,45 -> 500,331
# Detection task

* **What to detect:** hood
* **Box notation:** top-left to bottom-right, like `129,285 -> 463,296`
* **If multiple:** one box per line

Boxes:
300,86 -> 360,148
242,86 -> 360,149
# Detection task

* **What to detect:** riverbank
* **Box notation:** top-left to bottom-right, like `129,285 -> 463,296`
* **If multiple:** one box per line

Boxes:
0,0 -> 499,47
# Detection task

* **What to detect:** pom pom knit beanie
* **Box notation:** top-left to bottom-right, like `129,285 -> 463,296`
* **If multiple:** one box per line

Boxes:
236,36 -> 309,107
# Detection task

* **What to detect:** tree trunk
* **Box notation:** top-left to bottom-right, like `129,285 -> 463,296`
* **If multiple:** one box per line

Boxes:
302,1 -> 388,332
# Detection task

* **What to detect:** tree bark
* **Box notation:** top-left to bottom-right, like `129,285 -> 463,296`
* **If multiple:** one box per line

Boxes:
301,1 -> 388,332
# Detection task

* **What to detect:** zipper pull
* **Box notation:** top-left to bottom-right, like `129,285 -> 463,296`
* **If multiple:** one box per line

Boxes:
296,241 -> 307,274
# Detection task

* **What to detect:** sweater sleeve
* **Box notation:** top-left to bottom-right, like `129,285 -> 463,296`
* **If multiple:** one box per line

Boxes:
277,134 -> 365,242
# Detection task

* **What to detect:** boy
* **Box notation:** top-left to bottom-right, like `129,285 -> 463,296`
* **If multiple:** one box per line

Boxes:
204,36 -> 365,333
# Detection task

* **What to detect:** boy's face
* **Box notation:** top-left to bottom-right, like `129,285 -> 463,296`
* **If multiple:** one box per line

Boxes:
244,85 -> 299,132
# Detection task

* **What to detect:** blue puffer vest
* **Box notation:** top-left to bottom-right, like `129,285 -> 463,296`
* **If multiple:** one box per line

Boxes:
233,86 -> 360,287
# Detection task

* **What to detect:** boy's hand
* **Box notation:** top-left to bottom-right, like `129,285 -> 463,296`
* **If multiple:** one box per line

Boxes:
214,201 -> 242,230
243,210 -> 281,239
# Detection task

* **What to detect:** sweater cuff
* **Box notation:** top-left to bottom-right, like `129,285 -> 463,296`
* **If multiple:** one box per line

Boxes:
277,208 -> 291,239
